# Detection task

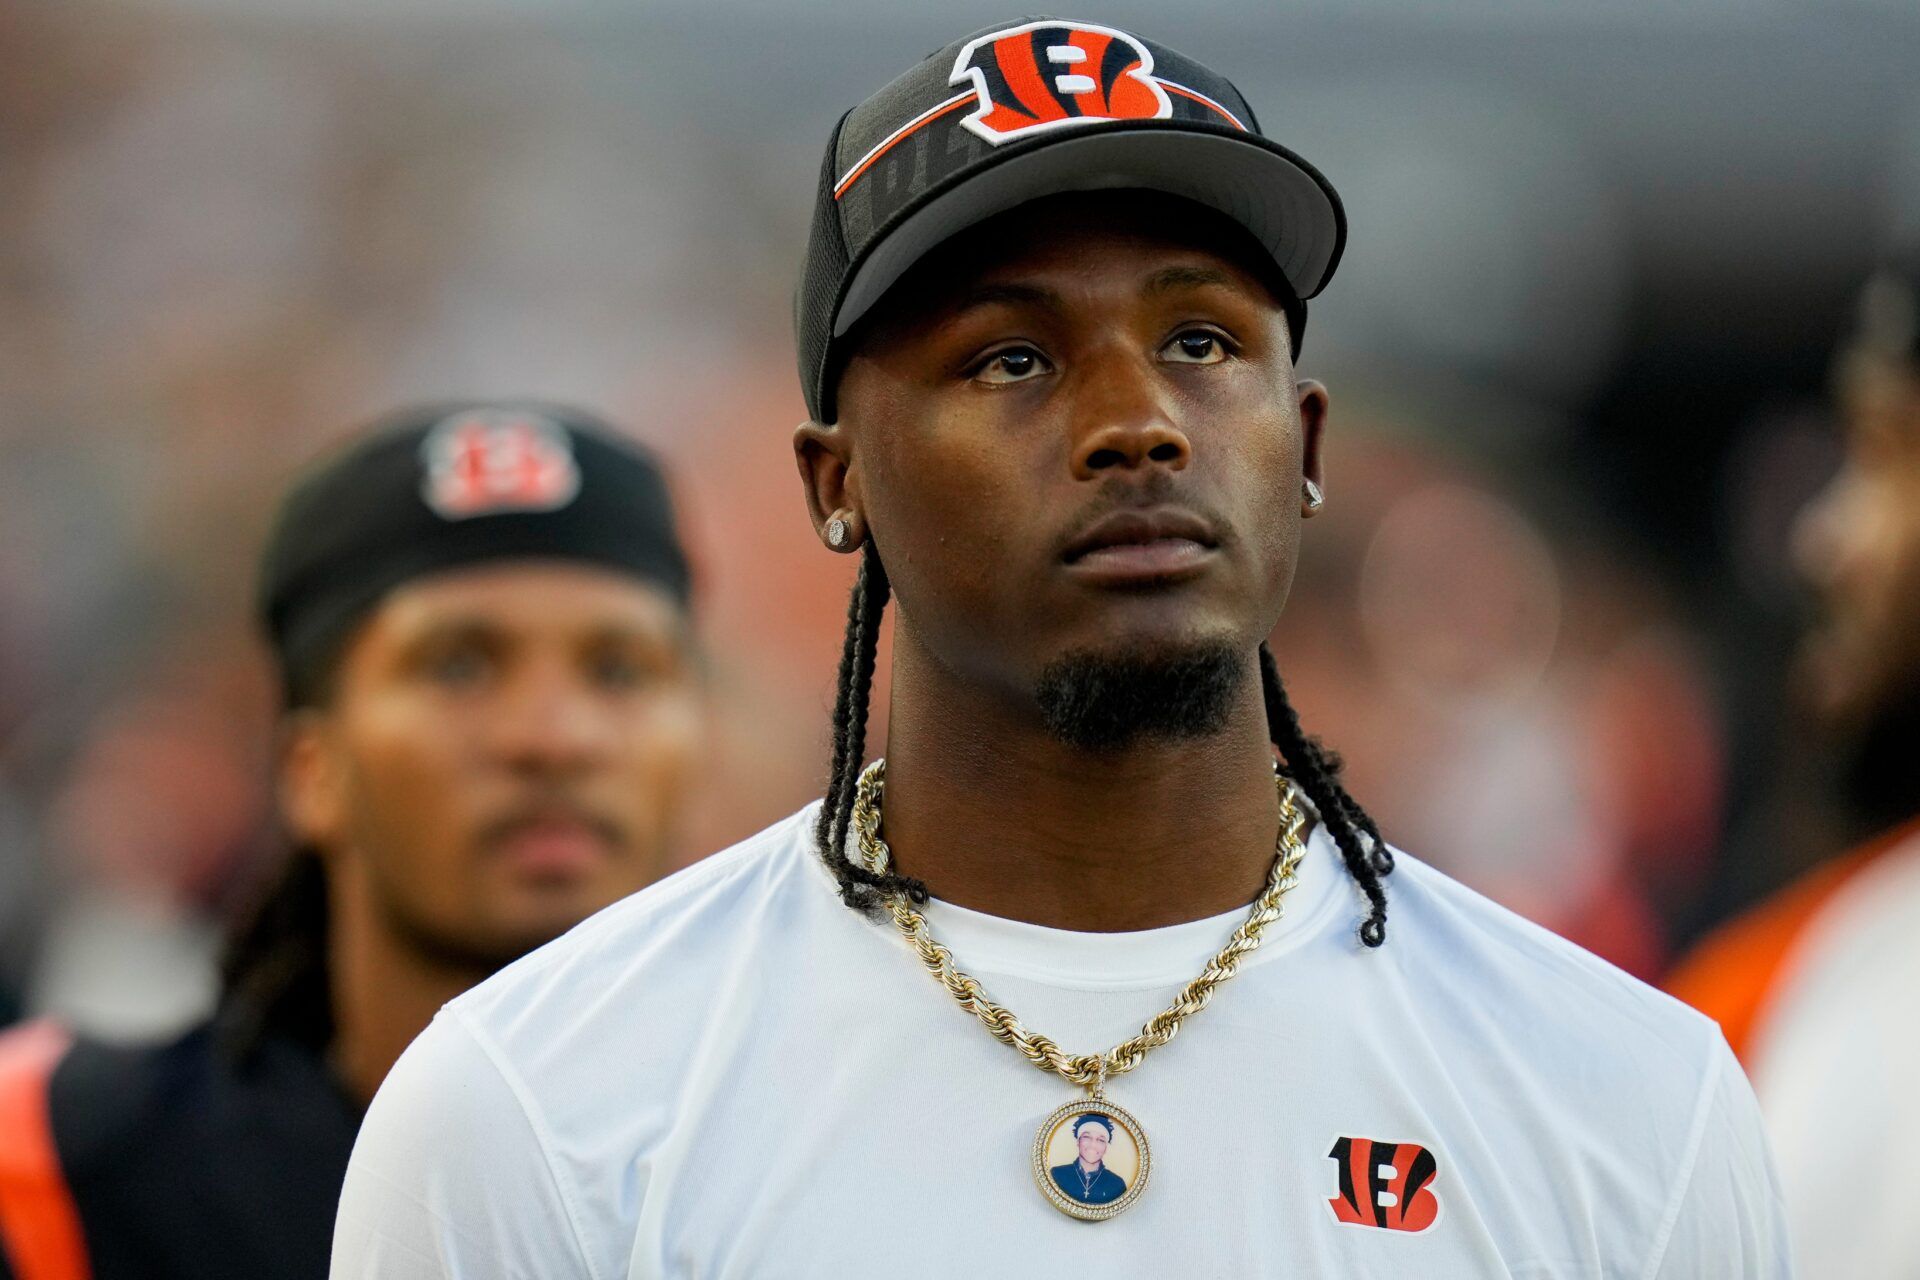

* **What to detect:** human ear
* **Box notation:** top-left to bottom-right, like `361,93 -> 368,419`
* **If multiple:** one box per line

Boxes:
793,420 -> 865,552
277,710 -> 348,859
1296,379 -> 1330,517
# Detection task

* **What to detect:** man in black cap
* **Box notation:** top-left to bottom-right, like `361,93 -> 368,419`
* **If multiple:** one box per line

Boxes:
335,22 -> 1786,1276
0,403 -> 702,1280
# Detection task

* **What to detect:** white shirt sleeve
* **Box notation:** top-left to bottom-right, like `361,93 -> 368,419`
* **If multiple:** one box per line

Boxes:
330,1008 -> 598,1280
1647,1035 -> 1793,1280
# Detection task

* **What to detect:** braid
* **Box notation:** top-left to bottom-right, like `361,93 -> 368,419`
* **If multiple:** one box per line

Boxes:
214,848 -> 334,1062
811,575 -> 1390,944
1259,643 -> 1391,946
815,545 -> 928,912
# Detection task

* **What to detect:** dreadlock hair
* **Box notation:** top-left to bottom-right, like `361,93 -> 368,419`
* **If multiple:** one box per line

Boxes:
813,546 -> 1394,946
215,844 -> 334,1062
215,645 -> 348,1063
813,545 -> 930,913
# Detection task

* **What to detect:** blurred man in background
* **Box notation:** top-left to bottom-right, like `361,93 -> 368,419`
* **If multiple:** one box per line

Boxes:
0,404 -> 704,1280
1667,255 -> 1920,1275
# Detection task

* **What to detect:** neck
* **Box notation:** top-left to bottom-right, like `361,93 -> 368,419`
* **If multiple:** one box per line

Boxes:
1079,1158 -> 1101,1174
878,628 -> 1282,932
324,857 -> 488,1107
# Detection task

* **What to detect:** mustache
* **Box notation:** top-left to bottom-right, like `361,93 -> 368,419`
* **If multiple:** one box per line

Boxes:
1052,471 -> 1239,561
475,792 -> 629,852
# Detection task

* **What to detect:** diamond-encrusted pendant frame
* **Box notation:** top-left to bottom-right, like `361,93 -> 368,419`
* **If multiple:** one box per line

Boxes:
1031,1096 -> 1151,1221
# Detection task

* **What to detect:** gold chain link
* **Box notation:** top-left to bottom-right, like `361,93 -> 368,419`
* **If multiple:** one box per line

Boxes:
850,759 -> 1309,1093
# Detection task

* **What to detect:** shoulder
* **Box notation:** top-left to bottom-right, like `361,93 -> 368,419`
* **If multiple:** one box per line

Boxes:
11,1022 -> 217,1173
336,1007 -> 601,1279
1664,819 -> 1920,1064
1371,849 -> 1728,1127
1367,851 -> 1784,1264
1749,821 -> 1920,1054
1741,826 -> 1920,1132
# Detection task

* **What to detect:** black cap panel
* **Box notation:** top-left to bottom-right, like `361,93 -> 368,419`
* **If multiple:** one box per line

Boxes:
796,16 -> 1346,423
830,26 -> 1254,250
258,404 -> 692,705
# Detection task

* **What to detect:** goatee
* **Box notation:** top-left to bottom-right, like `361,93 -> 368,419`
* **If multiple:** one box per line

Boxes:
1035,639 -> 1246,752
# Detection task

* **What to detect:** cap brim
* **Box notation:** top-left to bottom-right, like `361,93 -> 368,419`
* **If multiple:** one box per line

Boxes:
832,122 -> 1346,340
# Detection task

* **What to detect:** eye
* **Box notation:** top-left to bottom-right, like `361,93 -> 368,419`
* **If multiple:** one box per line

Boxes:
424,645 -> 491,690
586,649 -> 652,692
1161,329 -> 1231,365
973,345 -> 1052,385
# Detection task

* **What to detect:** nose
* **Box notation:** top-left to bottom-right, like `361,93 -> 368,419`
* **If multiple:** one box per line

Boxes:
487,660 -> 610,780
1067,348 -> 1193,480
1789,473 -> 1848,592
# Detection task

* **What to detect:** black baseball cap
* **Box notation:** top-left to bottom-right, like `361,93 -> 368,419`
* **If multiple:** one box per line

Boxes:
259,402 -> 693,706
795,17 -> 1347,422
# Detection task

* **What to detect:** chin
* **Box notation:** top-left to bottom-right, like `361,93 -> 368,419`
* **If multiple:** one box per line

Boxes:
1033,635 -> 1248,752
1051,621 -> 1249,674
479,900 -> 617,965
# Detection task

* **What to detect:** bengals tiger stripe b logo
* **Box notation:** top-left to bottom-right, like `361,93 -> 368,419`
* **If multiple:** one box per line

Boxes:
419,411 -> 582,520
1327,1136 -> 1441,1233
950,21 -> 1172,145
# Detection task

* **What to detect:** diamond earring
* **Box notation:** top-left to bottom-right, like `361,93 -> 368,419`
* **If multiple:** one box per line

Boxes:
1302,480 -> 1324,512
826,516 -> 851,550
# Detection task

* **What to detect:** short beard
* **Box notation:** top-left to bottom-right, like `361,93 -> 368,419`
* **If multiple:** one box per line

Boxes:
378,901 -> 552,978
1034,639 -> 1246,752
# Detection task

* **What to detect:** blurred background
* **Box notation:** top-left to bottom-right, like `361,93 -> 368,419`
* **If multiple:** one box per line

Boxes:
3,0 -> 1918,1037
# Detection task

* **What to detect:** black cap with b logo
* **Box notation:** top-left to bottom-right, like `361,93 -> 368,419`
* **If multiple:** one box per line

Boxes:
795,17 -> 1348,422
258,403 -> 693,706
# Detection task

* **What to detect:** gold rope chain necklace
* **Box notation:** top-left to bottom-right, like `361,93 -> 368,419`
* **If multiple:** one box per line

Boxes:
850,758 -> 1309,1221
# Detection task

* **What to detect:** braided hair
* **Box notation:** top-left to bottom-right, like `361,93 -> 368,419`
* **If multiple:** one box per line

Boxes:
814,544 -> 1393,946
216,846 -> 334,1061
216,664 -> 344,1062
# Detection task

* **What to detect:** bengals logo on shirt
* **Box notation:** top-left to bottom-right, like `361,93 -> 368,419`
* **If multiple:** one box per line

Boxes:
1327,1136 -> 1441,1233
950,20 -> 1172,145
420,410 -> 582,520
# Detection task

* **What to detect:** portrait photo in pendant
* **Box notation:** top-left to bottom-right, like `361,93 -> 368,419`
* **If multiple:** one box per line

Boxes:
1033,1099 -> 1150,1220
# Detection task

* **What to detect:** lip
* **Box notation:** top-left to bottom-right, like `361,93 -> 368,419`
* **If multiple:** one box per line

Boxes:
1061,507 -> 1220,583
487,810 -> 617,878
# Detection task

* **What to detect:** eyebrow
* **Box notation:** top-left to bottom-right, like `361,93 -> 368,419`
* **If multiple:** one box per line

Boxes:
947,281 -> 1061,318
940,265 -> 1241,321
1143,265 -> 1235,296
399,615 -> 674,649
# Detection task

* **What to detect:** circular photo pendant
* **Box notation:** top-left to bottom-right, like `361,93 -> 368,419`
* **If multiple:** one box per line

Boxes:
1031,1097 -> 1151,1221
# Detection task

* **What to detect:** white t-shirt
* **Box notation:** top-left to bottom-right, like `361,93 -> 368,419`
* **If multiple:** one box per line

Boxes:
1745,829 -> 1920,1277
331,801 -> 1788,1279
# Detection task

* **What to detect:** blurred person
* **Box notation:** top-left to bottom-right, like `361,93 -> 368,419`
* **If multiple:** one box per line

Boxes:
0,404 -> 703,1280
335,22 -> 1785,1278
1667,254 -> 1920,1275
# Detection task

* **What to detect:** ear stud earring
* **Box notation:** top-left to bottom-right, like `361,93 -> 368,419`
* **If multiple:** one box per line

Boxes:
826,516 -> 851,549
1302,480 -> 1324,512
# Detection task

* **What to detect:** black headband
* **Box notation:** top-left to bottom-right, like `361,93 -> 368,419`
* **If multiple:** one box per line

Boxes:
1073,1115 -> 1115,1138
258,403 -> 693,706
